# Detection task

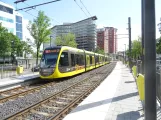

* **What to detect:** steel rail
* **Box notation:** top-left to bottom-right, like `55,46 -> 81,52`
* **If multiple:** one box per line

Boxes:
6,62 -> 116,120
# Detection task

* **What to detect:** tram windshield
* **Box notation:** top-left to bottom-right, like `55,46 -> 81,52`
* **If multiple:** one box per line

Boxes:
40,48 -> 60,68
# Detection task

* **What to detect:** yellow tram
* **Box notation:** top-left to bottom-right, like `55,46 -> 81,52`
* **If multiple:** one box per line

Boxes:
40,46 -> 110,79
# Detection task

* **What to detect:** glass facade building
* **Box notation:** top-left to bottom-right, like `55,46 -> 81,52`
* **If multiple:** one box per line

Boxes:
0,4 -> 13,14
0,1 -> 24,40
16,15 -> 23,40
0,2 -> 14,34
49,16 -> 97,51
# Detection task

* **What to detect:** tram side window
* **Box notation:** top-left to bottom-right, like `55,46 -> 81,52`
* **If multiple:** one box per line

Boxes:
95,55 -> 99,63
76,54 -> 84,65
75,54 -> 79,65
59,52 -> 69,66
80,55 -> 85,65
90,56 -> 92,65
71,54 -> 75,66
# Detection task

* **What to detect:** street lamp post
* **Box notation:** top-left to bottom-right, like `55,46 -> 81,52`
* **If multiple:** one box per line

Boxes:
50,35 -> 53,47
124,44 -> 126,64
11,40 -> 14,64
143,0 -> 156,119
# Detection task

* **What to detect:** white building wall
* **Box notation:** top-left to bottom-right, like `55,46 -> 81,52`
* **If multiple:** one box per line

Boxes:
0,1 -> 36,58
0,1 -> 15,34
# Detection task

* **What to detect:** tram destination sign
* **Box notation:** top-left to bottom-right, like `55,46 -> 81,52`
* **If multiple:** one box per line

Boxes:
45,49 -> 60,53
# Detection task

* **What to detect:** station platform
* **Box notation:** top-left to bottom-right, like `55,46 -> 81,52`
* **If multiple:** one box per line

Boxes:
63,62 -> 144,120
0,71 -> 39,89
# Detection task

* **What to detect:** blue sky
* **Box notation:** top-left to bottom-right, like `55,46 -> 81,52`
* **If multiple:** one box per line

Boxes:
2,0 -> 161,51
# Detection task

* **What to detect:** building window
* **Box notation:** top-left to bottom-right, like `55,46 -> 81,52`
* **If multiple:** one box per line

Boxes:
0,4 -> 13,14
16,23 -> 22,32
0,16 -> 13,23
16,32 -> 22,40
16,16 -> 22,23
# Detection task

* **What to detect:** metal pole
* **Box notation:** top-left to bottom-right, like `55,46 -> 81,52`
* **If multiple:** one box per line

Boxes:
141,0 -> 144,74
124,44 -> 126,64
128,17 -> 132,72
50,36 -> 51,47
144,0 -> 156,119
123,50 -> 125,64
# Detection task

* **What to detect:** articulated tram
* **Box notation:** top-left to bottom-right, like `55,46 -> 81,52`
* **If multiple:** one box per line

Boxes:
39,46 -> 111,79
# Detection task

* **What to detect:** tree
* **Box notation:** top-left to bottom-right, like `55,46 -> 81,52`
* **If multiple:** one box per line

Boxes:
17,41 -> 33,58
55,33 -> 77,48
95,46 -> 105,54
0,23 -> 26,64
126,37 -> 142,60
0,23 -> 12,63
32,52 -> 42,58
0,29 -> 11,63
156,37 -> 161,54
131,40 -> 142,60
27,11 -> 51,65
8,33 -> 21,58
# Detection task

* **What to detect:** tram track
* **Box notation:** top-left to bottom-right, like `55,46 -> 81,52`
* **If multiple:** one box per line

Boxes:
0,62 -> 116,120
4,62 -> 116,120
0,81 -> 59,103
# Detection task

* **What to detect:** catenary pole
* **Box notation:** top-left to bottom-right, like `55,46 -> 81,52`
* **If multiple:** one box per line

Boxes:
144,0 -> 156,119
128,17 -> 132,72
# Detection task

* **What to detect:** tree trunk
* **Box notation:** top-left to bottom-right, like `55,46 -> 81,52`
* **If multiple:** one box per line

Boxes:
3,56 -> 5,64
36,47 -> 40,66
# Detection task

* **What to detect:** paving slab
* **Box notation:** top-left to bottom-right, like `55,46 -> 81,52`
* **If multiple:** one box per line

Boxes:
63,62 -> 144,120
0,72 -> 39,88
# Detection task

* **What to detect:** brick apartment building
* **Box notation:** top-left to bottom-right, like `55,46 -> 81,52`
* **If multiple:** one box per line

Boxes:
97,27 -> 117,54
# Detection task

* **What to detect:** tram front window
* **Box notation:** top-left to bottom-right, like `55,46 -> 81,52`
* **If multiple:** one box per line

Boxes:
41,49 -> 60,68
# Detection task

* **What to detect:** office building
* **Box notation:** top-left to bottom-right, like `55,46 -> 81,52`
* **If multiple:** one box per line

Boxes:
72,16 -> 97,51
0,1 -> 23,40
45,16 -> 97,51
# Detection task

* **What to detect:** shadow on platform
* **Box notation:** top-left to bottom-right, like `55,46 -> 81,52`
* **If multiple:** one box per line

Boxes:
125,81 -> 135,83
117,111 -> 142,120
71,92 -> 138,113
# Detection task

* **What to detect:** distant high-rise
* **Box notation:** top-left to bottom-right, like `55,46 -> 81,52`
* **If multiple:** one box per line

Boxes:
44,16 -> 97,51
97,28 -> 108,54
97,27 -> 117,54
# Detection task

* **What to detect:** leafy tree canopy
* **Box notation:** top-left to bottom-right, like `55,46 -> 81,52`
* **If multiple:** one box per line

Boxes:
126,36 -> 142,60
95,46 -> 105,54
55,33 -> 77,48
27,11 -> 51,65
156,37 -> 161,54
0,24 -> 11,56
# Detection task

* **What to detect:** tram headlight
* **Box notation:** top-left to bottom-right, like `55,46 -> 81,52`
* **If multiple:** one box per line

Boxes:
40,68 -> 54,76
42,68 -> 53,72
